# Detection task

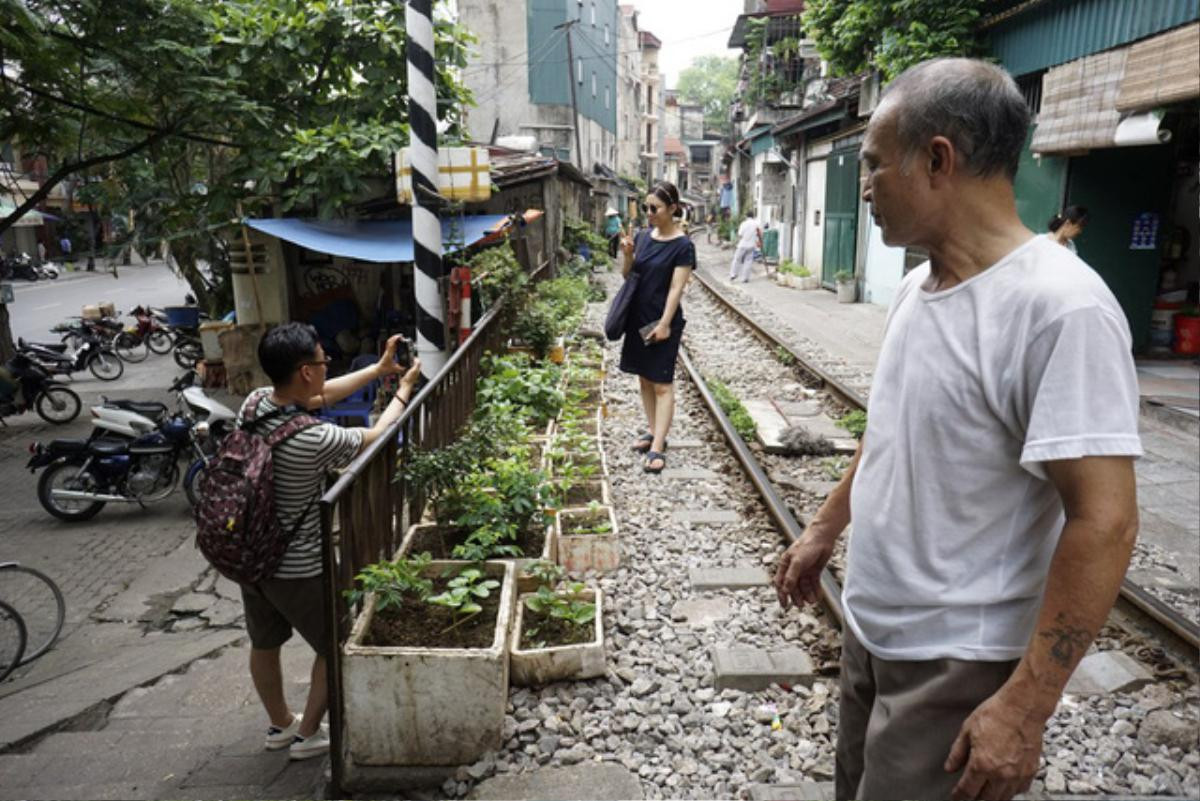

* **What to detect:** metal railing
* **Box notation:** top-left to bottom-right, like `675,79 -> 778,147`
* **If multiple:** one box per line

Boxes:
318,256 -> 549,791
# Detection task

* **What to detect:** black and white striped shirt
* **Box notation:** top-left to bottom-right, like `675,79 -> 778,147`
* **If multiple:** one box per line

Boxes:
237,390 -> 363,579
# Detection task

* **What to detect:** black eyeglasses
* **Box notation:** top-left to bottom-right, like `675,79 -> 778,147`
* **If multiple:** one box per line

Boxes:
300,356 -> 332,369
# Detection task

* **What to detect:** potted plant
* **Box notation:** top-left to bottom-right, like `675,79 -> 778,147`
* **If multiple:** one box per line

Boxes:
342,555 -> 516,766
556,501 -> 620,573
795,264 -> 820,290
510,574 -> 605,686
834,270 -> 857,303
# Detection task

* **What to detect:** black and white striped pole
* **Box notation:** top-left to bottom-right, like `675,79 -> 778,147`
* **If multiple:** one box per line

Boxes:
406,0 -> 445,378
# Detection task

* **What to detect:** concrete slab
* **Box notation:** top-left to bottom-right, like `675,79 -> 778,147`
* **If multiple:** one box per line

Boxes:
1064,650 -> 1153,696
712,648 -> 817,691
672,509 -> 740,525
751,781 -> 835,801
772,400 -> 825,418
181,753 -> 290,788
669,438 -> 706,449
467,763 -> 644,800
661,467 -> 721,481
747,400 -> 856,454
0,628 -> 243,749
744,400 -> 789,450
670,598 -> 735,626
95,537 -> 210,623
689,565 -> 771,589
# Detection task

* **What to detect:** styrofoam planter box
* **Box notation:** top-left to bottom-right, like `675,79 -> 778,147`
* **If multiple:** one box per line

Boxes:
837,280 -> 857,303
399,520 -> 557,594
510,588 -> 605,686
342,560 -> 514,766
556,504 -> 620,573
798,275 -> 820,290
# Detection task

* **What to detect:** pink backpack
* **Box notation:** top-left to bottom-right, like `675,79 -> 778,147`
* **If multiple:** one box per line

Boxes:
195,390 -> 322,584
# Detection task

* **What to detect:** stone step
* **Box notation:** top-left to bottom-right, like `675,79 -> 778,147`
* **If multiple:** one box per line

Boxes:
670,598 -> 734,626
751,781 -> 835,801
672,509 -> 740,525
668,438 -> 706,449
1063,650 -> 1153,696
712,647 -> 816,692
661,467 -> 720,481
744,399 -> 857,455
689,565 -> 771,590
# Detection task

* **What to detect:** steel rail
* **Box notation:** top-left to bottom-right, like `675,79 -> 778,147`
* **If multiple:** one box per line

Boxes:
677,345 -> 844,627
692,268 -> 1200,661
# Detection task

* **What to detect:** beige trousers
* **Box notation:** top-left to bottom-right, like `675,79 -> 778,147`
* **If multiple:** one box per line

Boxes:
835,627 -> 1018,801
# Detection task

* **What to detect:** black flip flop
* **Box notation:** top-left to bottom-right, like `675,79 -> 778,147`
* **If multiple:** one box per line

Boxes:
643,450 -> 666,474
632,433 -> 654,452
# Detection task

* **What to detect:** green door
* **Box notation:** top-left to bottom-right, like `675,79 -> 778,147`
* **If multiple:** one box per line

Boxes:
1067,145 -> 1172,352
822,147 -> 860,286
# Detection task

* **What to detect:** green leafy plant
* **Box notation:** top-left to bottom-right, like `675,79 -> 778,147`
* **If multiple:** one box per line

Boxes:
427,567 -> 501,633
471,244 -> 527,309
521,559 -> 565,590
522,582 -> 596,648
834,270 -> 855,284
345,552 -> 434,612
838,409 -> 867,439
821,455 -> 850,481
775,346 -> 796,366
708,379 -> 757,441
561,502 -> 613,536
476,354 -> 564,427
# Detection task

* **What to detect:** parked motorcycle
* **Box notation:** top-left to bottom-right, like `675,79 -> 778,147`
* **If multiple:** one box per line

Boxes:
18,331 -> 124,382
111,306 -> 173,363
27,402 -> 216,521
52,317 -> 124,353
0,354 -> 82,426
1,252 -> 39,282
93,370 -> 235,444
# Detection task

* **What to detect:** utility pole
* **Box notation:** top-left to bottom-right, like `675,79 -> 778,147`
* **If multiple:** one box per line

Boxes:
555,19 -> 584,169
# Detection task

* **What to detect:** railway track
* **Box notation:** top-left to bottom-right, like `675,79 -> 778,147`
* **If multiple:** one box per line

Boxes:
688,267 -> 1200,671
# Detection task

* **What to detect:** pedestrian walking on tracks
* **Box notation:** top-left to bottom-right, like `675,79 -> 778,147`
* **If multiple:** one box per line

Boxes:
226,323 -> 420,761
617,181 -> 696,474
729,209 -> 762,282
773,58 -> 1141,801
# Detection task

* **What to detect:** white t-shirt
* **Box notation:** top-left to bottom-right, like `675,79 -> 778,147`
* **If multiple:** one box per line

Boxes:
737,218 -> 760,249
843,236 -> 1142,661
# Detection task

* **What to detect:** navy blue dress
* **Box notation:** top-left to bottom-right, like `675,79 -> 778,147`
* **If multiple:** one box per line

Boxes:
618,232 -> 696,383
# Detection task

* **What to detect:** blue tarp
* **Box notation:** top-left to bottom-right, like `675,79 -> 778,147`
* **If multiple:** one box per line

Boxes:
244,215 -> 509,263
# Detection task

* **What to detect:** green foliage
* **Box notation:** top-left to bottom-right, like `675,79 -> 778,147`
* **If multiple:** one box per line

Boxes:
561,502 -> 613,536
775,346 -> 796,366
801,0 -> 985,80
676,55 -> 739,137
477,354 -> 564,427
742,17 -> 806,108
427,567 -> 500,632
821,455 -> 850,481
521,559 -> 565,590
522,582 -> 595,647
449,455 -> 553,561
708,379 -> 757,441
834,270 -> 855,283
838,410 -> 868,439
778,260 -> 811,277
398,408 -> 526,501
345,552 -> 434,612
471,244 -> 527,309
0,0 -> 475,313
562,217 -> 608,256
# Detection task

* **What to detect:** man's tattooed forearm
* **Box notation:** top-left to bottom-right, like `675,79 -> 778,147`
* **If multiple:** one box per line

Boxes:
1036,612 -> 1092,667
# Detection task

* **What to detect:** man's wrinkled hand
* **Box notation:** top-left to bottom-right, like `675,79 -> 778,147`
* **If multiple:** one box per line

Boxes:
945,689 -> 1044,801
773,533 -> 833,611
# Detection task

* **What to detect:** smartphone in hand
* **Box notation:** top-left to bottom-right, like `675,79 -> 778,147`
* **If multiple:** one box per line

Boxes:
639,320 -> 660,344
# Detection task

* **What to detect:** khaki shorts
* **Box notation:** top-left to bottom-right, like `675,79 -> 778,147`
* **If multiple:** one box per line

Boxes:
240,575 -> 328,653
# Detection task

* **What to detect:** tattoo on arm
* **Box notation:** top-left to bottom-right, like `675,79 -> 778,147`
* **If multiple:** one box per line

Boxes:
1036,612 -> 1092,667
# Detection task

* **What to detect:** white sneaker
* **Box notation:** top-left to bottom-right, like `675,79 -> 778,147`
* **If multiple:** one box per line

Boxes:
289,723 -> 330,760
265,714 -> 302,751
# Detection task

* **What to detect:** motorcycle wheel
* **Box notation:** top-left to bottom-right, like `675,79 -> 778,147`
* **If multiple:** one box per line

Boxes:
173,342 -> 202,370
183,459 -> 208,508
113,332 -> 148,363
35,386 -> 81,424
88,351 -> 125,381
37,461 -> 105,522
146,330 -> 173,354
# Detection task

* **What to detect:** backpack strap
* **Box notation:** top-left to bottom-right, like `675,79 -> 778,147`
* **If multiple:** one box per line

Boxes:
263,413 -> 324,449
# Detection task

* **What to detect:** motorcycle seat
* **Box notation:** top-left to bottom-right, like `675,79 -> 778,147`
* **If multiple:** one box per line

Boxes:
88,439 -> 129,456
20,339 -> 68,353
105,399 -> 168,418
46,439 -> 90,455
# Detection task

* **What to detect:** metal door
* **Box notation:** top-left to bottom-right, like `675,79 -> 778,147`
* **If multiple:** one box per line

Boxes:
822,147 -> 860,287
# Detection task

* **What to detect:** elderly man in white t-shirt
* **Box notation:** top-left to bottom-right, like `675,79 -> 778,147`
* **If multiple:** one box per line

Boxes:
774,58 -> 1141,801
728,209 -> 762,282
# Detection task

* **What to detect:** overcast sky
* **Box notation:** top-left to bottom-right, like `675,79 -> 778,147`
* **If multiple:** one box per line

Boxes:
630,0 -> 744,89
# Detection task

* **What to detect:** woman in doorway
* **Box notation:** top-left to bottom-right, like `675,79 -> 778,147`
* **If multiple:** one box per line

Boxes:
1047,205 -> 1089,253
617,181 -> 696,474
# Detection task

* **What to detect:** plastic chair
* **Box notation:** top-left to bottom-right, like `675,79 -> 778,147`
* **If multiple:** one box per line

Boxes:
319,354 -> 378,427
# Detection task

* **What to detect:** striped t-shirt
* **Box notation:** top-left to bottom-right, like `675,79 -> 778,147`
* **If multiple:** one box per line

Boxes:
237,390 -> 363,579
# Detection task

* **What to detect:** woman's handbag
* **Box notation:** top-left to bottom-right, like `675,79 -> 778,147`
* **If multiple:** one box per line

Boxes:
604,272 -> 639,341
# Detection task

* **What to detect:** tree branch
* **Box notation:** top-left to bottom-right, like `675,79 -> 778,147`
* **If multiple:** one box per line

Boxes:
0,128 -> 170,234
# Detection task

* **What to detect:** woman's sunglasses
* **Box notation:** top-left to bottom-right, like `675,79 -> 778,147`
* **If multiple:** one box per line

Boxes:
641,203 -> 663,214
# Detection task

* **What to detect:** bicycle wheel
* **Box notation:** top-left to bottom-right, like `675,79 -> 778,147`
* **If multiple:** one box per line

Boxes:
0,599 -> 26,683
0,564 -> 65,664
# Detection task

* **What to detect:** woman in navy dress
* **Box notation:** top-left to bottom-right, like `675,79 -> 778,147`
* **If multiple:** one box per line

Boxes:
617,181 -> 696,473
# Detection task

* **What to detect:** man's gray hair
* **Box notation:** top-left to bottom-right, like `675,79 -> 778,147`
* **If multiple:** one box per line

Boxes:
881,58 -> 1030,181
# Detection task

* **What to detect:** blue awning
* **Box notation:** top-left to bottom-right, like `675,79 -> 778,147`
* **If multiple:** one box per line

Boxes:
244,215 -> 510,263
